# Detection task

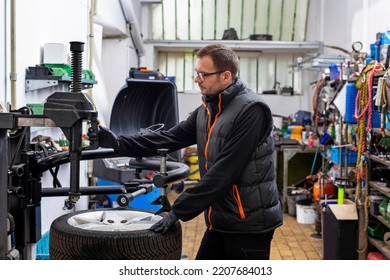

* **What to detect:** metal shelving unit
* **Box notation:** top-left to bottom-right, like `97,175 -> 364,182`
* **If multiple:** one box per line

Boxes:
367,137 -> 390,259
144,39 -> 323,54
368,237 -> 390,258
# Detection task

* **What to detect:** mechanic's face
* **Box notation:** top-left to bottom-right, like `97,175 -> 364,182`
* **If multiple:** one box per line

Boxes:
194,55 -> 233,96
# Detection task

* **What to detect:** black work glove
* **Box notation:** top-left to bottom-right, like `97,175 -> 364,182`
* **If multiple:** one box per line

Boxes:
149,210 -> 178,234
96,125 -> 121,150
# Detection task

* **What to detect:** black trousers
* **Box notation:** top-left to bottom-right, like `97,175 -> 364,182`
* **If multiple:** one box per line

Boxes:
195,229 -> 275,260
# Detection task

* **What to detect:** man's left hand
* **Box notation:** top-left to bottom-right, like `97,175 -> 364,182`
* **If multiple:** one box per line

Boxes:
149,210 -> 178,234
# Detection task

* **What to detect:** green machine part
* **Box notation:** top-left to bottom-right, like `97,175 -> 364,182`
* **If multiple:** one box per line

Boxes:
43,63 -> 95,80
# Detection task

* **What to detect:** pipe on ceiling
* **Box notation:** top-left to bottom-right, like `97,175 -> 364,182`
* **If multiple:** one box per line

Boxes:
119,0 -> 145,57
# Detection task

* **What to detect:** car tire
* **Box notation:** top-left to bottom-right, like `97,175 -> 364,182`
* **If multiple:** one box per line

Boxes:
49,208 -> 182,260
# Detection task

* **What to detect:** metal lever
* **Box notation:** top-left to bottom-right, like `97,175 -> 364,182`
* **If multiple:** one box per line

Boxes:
152,148 -> 172,214
117,184 -> 153,207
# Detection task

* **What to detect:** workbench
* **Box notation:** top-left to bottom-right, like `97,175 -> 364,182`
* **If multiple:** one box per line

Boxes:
275,143 -> 322,211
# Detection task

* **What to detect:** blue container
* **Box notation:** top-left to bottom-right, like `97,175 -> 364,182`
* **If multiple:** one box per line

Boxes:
329,64 -> 340,80
294,110 -> 311,125
345,83 -> 358,124
381,32 -> 390,44
330,147 -> 357,164
370,86 -> 381,128
370,43 -> 376,57
36,231 -> 50,260
366,43 -> 376,64
370,109 -> 381,128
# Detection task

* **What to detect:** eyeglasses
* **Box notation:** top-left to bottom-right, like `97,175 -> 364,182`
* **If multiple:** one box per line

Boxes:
195,70 -> 225,82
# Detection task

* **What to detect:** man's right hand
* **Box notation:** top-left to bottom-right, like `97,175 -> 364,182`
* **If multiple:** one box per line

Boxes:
93,125 -> 121,150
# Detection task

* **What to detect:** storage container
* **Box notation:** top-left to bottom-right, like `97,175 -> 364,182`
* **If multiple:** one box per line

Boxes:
287,195 -> 297,217
330,147 -> 358,164
345,83 -> 358,124
329,64 -> 340,80
296,204 -> 316,224
367,252 -> 388,260
379,197 -> 389,217
369,195 -> 385,216
367,220 -> 386,240
36,231 -> 50,260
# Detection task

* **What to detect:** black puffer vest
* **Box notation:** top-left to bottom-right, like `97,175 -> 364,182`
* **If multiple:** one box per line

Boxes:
196,79 -> 283,234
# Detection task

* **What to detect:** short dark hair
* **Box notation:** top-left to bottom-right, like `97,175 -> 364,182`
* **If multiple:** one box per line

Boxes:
196,44 -> 239,77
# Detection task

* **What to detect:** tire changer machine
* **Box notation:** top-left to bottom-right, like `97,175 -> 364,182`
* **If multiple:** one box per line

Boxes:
0,42 -> 189,260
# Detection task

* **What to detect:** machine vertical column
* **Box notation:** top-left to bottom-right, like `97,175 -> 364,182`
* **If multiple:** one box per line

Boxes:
0,129 -> 8,259
66,41 -> 84,208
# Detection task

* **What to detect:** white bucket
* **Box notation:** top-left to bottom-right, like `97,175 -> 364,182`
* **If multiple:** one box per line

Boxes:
296,204 -> 316,224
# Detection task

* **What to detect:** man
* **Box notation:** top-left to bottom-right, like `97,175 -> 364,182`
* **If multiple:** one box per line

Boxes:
95,44 -> 283,260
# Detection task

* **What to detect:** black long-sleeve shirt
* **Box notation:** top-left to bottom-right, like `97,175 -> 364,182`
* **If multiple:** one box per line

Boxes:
117,99 -> 268,221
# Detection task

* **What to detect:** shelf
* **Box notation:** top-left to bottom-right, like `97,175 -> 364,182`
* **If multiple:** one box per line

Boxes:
372,128 -> 390,137
144,39 -> 323,54
25,77 -> 97,92
368,154 -> 390,167
368,181 -> 390,197
368,237 -> 390,259
366,129 -> 390,260
370,213 -> 390,230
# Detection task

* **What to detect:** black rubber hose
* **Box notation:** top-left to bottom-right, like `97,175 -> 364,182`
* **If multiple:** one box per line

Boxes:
34,148 -> 117,174
35,149 -> 190,186
128,158 -> 190,187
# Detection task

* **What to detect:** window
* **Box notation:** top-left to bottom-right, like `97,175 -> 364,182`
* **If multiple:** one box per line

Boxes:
157,51 -> 300,93
148,0 -> 309,93
151,0 -> 308,41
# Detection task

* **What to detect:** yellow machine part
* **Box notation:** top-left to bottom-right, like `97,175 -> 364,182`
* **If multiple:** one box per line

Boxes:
187,153 -> 200,180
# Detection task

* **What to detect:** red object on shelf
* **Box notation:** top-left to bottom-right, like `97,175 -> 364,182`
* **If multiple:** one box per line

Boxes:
313,180 -> 336,202
367,252 -> 388,260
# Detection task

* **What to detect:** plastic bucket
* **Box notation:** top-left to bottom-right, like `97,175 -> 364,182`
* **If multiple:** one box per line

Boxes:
296,204 -> 316,224
287,195 -> 297,217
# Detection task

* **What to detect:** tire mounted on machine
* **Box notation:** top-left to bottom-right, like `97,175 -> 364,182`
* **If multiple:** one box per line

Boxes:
49,208 -> 182,260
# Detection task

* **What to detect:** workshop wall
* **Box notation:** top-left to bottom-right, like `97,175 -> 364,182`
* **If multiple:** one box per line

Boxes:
308,0 -> 390,56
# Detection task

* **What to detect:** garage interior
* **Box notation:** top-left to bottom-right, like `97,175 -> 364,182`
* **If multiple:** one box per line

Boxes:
1,0 -> 390,265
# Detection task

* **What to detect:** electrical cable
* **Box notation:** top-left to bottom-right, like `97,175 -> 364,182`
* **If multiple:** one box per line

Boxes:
140,123 -> 178,162
8,126 -> 27,170
38,143 -> 63,188
8,106 -> 33,169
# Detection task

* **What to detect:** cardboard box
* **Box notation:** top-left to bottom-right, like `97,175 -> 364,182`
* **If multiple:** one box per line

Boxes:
321,199 -> 358,260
